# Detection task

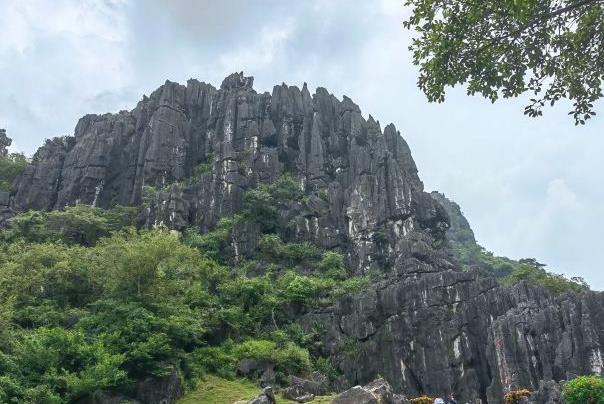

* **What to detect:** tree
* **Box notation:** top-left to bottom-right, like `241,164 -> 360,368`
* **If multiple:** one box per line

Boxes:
562,375 -> 604,403
403,0 -> 604,124
0,152 -> 27,192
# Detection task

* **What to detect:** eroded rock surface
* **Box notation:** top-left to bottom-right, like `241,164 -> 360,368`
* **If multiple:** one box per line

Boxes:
10,72 -> 446,274
304,268 -> 604,403
332,378 -> 405,404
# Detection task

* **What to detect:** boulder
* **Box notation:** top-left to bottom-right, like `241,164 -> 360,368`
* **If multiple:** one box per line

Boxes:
392,393 -> 410,404
364,378 -> 394,402
75,369 -> 182,404
519,380 -> 562,404
332,386 -> 378,404
332,378 -> 399,404
136,368 -> 182,404
238,359 -> 276,386
248,386 -> 276,404
283,373 -> 329,401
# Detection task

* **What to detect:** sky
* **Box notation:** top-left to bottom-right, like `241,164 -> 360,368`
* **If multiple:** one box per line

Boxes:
1,0 -> 603,288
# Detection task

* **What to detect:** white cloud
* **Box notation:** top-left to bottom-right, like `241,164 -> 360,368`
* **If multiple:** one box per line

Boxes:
0,0 -> 130,152
219,22 -> 294,73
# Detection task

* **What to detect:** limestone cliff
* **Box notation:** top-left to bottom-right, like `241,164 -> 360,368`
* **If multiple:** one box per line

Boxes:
8,73 -> 604,403
10,72 -> 447,274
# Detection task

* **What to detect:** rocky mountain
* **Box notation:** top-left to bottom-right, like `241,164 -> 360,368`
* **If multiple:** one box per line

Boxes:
430,191 -> 476,246
5,73 -> 604,403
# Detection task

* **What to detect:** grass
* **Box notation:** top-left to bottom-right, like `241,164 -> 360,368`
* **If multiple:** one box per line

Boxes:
179,375 -> 336,404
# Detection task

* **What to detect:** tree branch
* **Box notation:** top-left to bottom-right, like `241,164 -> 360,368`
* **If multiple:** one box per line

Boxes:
486,0 -> 603,46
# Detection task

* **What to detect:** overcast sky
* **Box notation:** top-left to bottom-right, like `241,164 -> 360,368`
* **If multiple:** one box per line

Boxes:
1,0 -> 603,288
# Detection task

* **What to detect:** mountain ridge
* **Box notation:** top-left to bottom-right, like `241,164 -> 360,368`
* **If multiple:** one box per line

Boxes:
1,73 -> 603,403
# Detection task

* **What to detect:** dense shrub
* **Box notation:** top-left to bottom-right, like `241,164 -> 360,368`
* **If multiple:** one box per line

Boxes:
318,251 -> 347,280
0,229 -> 224,402
453,242 -> 588,295
0,152 -> 27,192
231,339 -> 311,376
504,263 -> 588,295
504,389 -> 532,404
258,234 -> 320,266
0,327 -> 126,402
183,215 -> 244,263
243,175 -> 302,231
276,271 -> 333,305
410,396 -> 435,404
0,176 -> 374,401
2,205 -> 136,246
563,375 -> 604,404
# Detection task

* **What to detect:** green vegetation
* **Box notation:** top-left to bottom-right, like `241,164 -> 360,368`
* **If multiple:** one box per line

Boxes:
452,242 -> 588,295
562,375 -> 604,404
403,0 -> 604,124
0,170 -> 595,402
178,375 -> 336,404
504,389 -> 532,404
192,155 -> 214,178
243,174 -> 303,232
2,205 -> 136,246
178,375 -> 260,404
0,176 -> 366,402
0,152 -> 27,192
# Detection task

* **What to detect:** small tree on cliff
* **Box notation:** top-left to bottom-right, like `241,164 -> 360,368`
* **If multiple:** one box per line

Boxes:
563,375 -> 604,403
403,0 -> 604,124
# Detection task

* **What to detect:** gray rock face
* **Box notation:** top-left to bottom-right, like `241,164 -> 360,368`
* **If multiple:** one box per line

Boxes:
333,378 -> 403,404
74,369 -> 182,404
10,72 -> 447,273
304,269 -> 604,403
519,380 -> 561,404
136,368 -> 182,404
430,191 -> 475,246
0,191 -> 11,228
238,359 -> 276,386
283,373 -> 329,401
13,137 -> 74,211
0,129 -> 10,158
247,386 -> 276,404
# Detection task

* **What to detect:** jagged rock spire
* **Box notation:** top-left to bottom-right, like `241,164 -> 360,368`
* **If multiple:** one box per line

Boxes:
0,129 -> 10,158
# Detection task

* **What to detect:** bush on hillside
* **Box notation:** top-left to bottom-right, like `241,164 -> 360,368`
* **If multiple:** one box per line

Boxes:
2,205 -> 136,246
410,396 -> 435,404
562,375 -> 604,404
504,389 -> 532,404
0,152 -> 27,192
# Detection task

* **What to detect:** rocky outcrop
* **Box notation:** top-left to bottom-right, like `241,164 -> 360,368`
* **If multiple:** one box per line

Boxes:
10,72 -> 447,274
332,378 -> 407,404
75,368 -> 182,404
247,386 -> 276,404
0,129 -> 10,158
304,268 -> 604,403
10,73 -> 604,403
136,368 -> 182,404
12,137 -> 74,211
283,373 -> 329,401
519,380 -> 561,404
0,130 -> 16,226
0,191 -> 11,228
239,359 -> 276,386
430,191 -> 475,246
